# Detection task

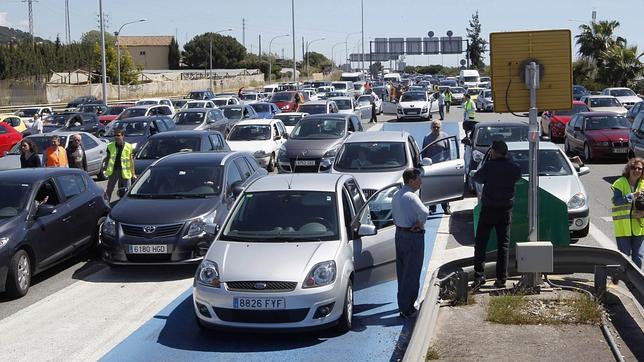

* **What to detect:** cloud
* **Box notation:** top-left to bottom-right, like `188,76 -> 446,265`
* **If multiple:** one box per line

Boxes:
0,12 -> 9,27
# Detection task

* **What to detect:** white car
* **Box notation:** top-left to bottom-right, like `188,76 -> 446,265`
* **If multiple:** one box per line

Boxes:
14,107 -> 53,126
357,94 -> 383,115
302,88 -> 319,101
580,95 -> 628,116
226,118 -> 288,171
472,141 -> 590,241
181,100 -> 217,110
272,112 -> 309,135
239,93 -> 262,104
193,173 -> 397,332
601,87 -> 642,109
331,96 -> 362,118
396,91 -> 438,121
317,86 -> 335,99
211,96 -> 241,107
135,98 -> 174,109
449,87 -> 466,105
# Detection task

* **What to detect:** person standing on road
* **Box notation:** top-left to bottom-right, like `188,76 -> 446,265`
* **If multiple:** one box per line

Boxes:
43,135 -> 68,167
392,168 -> 429,318
104,129 -> 137,203
19,139 -> 41,168
27,113 -> 43,136
421,120 -> 451,215
66,134 -> 87,171
444,88 -> 452,113
611,157 -> 644,269
436,90 -> 445,120
369,93 -> 378,123
471,141 -> 521,289
463,94 -> 476,121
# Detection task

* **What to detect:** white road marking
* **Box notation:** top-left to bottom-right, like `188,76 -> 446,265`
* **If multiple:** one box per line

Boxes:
601,216 -> 613,223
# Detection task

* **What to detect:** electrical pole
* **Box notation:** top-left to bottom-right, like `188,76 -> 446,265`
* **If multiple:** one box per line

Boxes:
242,18 -> 246,48
291,0 -> 296,82
98,0 -> 108,105
22,0 -> 37,41
258,34 -> 262,55
65,0 -> 71,44
301,36 -> 305,77
361,0 -> 364,73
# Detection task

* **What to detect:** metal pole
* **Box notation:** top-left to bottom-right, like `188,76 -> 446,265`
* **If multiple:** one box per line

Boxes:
209,34 -> 213,91
527,61 -> 540,242
361,0 -> 364,74
116,33 -> 121,99
98,0 -> 107,105
269,34 -> 289,83
291,0 -> 296,82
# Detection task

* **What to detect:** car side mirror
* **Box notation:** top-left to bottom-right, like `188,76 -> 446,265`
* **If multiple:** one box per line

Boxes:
578,166 -> 590,176
204,223 -> 220,235
35,204 -> 56,218
231,181 -> 244,198
421,157 -> 433,166
274,135 -> 281,141
357,223 -> 377,237
117,187 -> 128,198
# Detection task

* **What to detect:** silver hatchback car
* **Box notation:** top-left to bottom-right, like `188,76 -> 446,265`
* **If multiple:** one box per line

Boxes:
193,173 -> 399,332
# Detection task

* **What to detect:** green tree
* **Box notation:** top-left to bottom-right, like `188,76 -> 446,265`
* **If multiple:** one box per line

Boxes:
182,33 -> 246,69
82,30 -> 140,84
575,20 -> 624,62
369,61 -> 384,78
168,37 -> 180,69
466,10 -> 488,70
598,44 -> 643,87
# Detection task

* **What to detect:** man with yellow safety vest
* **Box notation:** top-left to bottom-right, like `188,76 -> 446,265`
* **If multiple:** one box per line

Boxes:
463,94 -> 476,121
611,157 -> 644,269
444,88 -> 452,113
104,128 -> 137,203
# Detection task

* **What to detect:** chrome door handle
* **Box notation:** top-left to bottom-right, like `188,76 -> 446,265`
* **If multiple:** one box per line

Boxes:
62,216 -> 72,222
88,201 -> 96,207
456,164 -> 464,169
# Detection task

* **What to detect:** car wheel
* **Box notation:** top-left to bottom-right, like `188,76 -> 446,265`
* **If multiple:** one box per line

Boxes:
96,158 -> 108,181
266,153 -> 276,172
6,250 -> 31,298
583,143 -> 593,162
88,216 -> 107,257
336,279 -> 353,333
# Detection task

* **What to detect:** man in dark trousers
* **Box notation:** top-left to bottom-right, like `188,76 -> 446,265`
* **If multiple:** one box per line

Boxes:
471,141 -> 521,289
392,168 -> 429,317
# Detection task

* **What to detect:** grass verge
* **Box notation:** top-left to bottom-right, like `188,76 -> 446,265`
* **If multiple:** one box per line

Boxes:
425,345 -> 440,360
486,294 -> 603,325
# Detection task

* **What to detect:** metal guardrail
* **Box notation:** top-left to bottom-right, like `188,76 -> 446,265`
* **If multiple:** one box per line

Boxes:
402,245 -> 644,361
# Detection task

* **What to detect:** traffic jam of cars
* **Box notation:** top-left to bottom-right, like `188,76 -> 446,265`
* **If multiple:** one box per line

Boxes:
1,70 -> 643,343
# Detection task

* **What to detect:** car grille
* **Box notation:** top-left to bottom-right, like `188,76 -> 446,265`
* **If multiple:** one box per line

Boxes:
290,159 -> 320,173
363,189 -> 377,199
226,281 -> 297,292
613,141 -> 628,148
213,307 -> 309,323
403,108 -> 421,115
126,254 -> 172,263
121,223 -> 184,238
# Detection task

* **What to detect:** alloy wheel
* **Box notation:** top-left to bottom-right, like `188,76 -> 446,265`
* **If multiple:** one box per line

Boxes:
17,254 -> 30,291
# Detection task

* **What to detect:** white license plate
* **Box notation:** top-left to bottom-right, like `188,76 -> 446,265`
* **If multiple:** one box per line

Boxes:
295,160 -> 316,166
613,148 -> 628,153
233,297 -> 286,310
128,244 -> 168,254
407,111 -> 418,115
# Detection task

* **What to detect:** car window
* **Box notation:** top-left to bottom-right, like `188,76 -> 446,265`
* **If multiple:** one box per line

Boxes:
344,178 -> 365,211
245,156 -> 259,172
55,174 -> 86,199
347,119 -> 355,132
637,114 -> 644,133
234,157 -> 252,180
162,118 -> 175,130
154,119 -> 168,132
408,137 -> 420,165
209,135 -> 223,150
342,188 -> 356,236
159,107 -> 172,116
0,125 -> 7,134
507,149 -> 572,176
80,134 -> 98,149
357,185 -> 398,230
225,162 -> 243,195
474,125 -> 528,146
336,142 -> 407,171
34,179 -> 61,207
351,116 -> 363,131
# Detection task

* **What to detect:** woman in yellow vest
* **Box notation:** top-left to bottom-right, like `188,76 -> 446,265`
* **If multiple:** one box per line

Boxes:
611,157 -> 644,268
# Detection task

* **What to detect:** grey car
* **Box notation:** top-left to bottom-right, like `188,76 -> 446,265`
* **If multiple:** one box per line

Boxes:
193,173 -> 398,332
277,113 -> 363,173
172,108 -> 228,132
0,132 -> 108,180
475,89 -> 494,112
215,105 -> 260,136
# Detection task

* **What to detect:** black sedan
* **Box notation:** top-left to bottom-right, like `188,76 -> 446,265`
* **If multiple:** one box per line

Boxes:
42,112 -> 106,137
134,130 -> 230,175
100,151 -> 267,265
105,116 -> 176,151
0,168 -> 110,298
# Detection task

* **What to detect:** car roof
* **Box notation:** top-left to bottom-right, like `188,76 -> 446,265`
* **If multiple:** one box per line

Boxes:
114,116 -> 161,122
275,112 -> 308,116
234,118 -> 277,126
302,113 -> 350,120
329,96 -> 352,101
156,151 -> 247,167
474,121 -> 528,128
177,108 -> 212,113
345,130 -> 409,143
572,100 -> 586,105
584,95 -> 617,99
147,130 -> 218,139
577,111 -> 623,117
219,105 -> 246,109
506,141 -> 560,151
31,131 -> 93,136
247,173 -> 348,193
0,167 -> 86,182
303,100 -> 332,105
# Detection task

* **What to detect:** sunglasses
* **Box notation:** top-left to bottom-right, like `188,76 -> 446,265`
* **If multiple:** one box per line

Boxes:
631,166 -> 643,171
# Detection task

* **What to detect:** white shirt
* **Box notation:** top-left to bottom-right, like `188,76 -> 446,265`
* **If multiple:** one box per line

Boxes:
30,118 -> 43,134
392,185 -> 429,228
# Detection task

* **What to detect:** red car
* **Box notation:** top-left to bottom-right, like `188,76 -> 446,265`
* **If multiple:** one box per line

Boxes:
98,103 -> 134,125
540,100 -> 589,140
270,91 -> 307,112
0,123 -> 23,157
564,111 -> 631,161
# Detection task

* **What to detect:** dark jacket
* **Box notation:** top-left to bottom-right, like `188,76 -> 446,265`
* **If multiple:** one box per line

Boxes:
473,157 -> 521,209
66,143 -> 88,171
20,152 -> 42,168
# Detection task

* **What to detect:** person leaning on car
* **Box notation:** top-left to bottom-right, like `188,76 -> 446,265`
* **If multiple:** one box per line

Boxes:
470,141 -> 521,290
392,168 -> 429,318
104,129 -> 136,203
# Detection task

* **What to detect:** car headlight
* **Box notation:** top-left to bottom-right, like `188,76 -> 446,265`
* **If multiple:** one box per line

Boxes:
102,216 -> 116,237
472,150 -> 485,163
254,150 -> 268,158
0,236 -> 9,249
196,260 -> 220,288
323,146 -> 340,158
397,106 -> 403,114
422,106 -> 428,112
184,212 -> 216,239
595,141 -> 610,146
278,145 -> 288,160
567,192 -> 586,210
303,260 -> 336,288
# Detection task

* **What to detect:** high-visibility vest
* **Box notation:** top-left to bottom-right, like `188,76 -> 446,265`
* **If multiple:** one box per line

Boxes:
611,176 -> 644,237
44,146 -> 68,167
464,100 -> 476,119
105,142 -> 134,179
444,92 -> 452,102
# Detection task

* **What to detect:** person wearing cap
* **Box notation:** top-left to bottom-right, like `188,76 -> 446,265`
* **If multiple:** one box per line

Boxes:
470,141 -> 521,290
391,168 -> 429,318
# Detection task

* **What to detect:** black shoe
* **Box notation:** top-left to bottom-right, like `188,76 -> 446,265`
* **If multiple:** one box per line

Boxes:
399,308 -> 418,319
470,277 -> 486,290
493,280 -> 506,289
443,206 -> 451,215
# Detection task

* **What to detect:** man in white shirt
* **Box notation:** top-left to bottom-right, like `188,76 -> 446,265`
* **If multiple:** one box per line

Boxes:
28,114 -> 43,135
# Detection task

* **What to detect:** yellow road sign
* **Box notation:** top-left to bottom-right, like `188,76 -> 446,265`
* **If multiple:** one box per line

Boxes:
490,29 -> 572,113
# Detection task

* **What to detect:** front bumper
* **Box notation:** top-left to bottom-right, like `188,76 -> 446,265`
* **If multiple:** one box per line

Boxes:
589,144 -> 629,158
568,208 -> 590,238
278,157 -> 333,173
397,108 -> 431,120
193,280 -> 344,330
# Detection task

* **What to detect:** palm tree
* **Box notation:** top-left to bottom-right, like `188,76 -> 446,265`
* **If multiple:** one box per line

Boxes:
599,45 -> 644,87
575,20 -> 625,62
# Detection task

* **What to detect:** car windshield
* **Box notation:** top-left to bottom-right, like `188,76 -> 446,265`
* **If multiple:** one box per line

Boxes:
8,135 -> 69,155
332,83 -> 347,90
335,142 -> 407,171
221,191 -> 338,241
187,92 -> 206,100
463,76 -> 478,82
317,87 -> 332,93
273,114 -> 303,127
222,107 -> 243,119
468,88 -> 481,95
610,89 -> 636,97
44,114 -> 71,125
136,137 -> 201,159
130,165 -> 222,197
186,102 -> 207,108
0,182 -> 31,219
250,103 -> 270,113
334,99 -> 353,110
108,121 -> 148,136
291,118 -> 345,139
106,106 -> 126,115
401,92 -> 426,102
475,125 -> 528,146
17,108 -> 38,116
173,100 -> 188,108
573,86 -> 587,93
554,104 -> 588,116
228,125 -> 271,141
119,108 -> 147,119
451,87 -> 465,94
212,99 -> 228,107
584,116 -> 631,130
590,98 -> 621,107
507,149 -> 572,176
174,112 -> 205,125
242,94 -> 258,100
271,93 -> 294,102
298,104 -> 327,114
353,84 -> 364,90
136,100 -> 158,106
482,90 -> 492,98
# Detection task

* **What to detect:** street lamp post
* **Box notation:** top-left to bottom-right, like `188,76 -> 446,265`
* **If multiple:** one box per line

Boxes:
115,18 -> 147,100
345,31 -> 361,72
361,0 -> 365,73
268,34 -> 290,83
306,38 -> 324,79
331,42 -> 346,71
98,0 -> 108,105
209,28 -> 233,91
291,0 -> 296,83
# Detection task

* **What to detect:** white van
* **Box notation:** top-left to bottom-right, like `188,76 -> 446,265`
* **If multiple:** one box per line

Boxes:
459,69 -> 480,88
383,73 -> 402,83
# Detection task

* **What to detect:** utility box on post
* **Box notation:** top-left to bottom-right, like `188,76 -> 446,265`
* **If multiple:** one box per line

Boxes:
516,241 -> 553,273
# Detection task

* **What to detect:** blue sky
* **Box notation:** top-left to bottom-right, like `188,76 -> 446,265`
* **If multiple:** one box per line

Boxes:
1,0 -> 642,66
